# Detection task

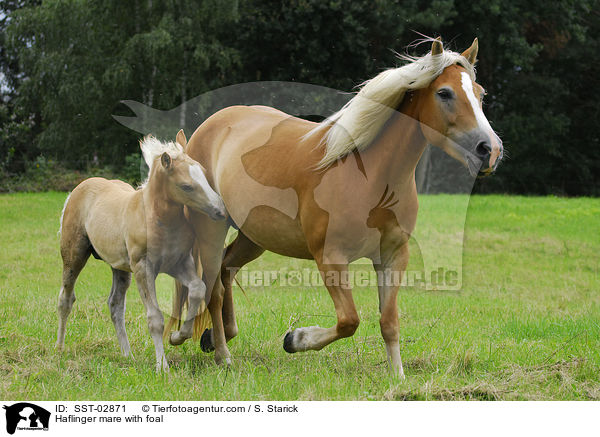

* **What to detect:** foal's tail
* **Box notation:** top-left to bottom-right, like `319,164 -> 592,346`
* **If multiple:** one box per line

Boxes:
163,280 -> 212,341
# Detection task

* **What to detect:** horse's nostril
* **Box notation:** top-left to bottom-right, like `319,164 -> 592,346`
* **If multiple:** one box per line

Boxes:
475,141 -> 491,158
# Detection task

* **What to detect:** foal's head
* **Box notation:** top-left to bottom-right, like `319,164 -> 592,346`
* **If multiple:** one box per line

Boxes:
141,132 -> 226,220
414,38 -> 503,177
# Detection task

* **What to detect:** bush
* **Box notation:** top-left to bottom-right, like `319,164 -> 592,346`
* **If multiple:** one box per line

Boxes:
0,155 -> 136,193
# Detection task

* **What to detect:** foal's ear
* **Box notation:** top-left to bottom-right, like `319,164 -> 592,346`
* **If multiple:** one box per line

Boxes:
161,152 -> 172,169
461,38 -> 479,65
431,37 -> 443,56
176,129 -> 187,148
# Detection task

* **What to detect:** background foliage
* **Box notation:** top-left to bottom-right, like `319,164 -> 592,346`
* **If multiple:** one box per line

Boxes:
1,0 -> 598,195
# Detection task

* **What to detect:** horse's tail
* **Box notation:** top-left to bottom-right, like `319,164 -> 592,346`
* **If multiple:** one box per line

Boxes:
163,280 -> 188,340
193,305 -> 212,340
58,191 -> 73,237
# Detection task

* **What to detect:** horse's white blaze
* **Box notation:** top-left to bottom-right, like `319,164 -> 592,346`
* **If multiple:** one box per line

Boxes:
460,72 -> 493,133
189,164 -> 222,208
460,72 -> 502,165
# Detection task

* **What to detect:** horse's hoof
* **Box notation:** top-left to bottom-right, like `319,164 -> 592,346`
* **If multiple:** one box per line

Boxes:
214,354 -> 232,366
200,329 -> 215,352
169,332 -> 186,346
283,331 -> 296,353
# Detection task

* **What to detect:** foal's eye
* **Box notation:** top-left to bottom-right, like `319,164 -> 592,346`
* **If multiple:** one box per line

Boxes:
437,89 -> 454,101
180,184 -> 194,192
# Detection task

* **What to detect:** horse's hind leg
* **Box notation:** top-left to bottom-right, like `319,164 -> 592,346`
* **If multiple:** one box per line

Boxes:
56,233 -> 91,350
108,268 -> 132,357
201,232 -> 265,352
222,233 -> 265,340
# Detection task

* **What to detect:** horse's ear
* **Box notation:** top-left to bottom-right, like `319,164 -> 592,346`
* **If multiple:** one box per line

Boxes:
431,37 -> 443,56
461,38 -> 479,65
176,129 -> 187,148
161,152 -> 172,169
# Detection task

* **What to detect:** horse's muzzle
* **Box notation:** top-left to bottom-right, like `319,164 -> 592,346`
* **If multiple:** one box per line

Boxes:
473,134 -> 503,177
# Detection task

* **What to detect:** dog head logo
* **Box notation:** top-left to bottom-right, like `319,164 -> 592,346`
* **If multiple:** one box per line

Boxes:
3,403 -> 50,435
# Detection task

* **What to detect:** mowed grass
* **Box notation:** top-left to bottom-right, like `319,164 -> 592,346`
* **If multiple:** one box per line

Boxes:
0,192 -> 599,400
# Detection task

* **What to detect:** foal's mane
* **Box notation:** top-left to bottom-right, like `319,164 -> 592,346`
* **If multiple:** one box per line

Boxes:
140,135 -> 184,172
306,41 -> 476,168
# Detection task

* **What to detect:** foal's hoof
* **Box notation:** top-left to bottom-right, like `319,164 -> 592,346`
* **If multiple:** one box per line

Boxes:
169,331 -> 187,346
283,331 -> 296,354
200,329 -> 215,352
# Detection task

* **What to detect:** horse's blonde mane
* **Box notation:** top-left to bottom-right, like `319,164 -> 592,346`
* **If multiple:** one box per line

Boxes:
140,135 -> 184,172
306,41 -> 476,168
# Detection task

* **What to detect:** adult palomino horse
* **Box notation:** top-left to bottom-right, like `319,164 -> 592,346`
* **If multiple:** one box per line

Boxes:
56,133 -> 225,371
169,38 -> 503,377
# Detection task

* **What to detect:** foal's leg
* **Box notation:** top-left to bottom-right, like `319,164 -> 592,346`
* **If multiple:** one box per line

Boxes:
168,255 -> 207,346
56,235 -> 91,350
373,243 -> 410,379
283,261 -> 360,352
132,262 -> 167,372
201,232 -> 265,352
107,268 -> 132,357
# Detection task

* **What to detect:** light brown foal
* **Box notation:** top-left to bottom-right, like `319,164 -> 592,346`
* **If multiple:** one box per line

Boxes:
169,38 -> 503,377
56,132 -> 225,371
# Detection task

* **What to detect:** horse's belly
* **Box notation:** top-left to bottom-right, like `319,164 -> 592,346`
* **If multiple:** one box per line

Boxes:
241,205 -> 312,259
319,223 -> 382,264
85,213 -> 131,270
87,231 -> 130,270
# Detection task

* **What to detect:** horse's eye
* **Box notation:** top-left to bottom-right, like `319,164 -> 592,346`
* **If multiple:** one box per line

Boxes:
437,89 -> 454,101
180,184 -> 194,192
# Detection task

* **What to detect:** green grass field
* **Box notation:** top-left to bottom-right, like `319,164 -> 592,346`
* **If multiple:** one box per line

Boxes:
0,192 -> 599,400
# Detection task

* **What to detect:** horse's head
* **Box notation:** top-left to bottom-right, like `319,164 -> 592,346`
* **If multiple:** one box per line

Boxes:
142,130 -> 226,220
415,38 -> 503,177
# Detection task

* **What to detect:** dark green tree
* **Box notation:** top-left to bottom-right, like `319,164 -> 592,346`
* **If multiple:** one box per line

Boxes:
3,0 -> 239,169
232,0 -> 458,90
0,0 -> 41,172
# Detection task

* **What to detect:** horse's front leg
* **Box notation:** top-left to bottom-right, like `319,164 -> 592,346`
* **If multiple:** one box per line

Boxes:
200,232 -> 265,353
132,260 -> 167,372
373,242 -> 410,379
168,255 -> 207,346
186,211 -> 231,365
283,261 -> 360,353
